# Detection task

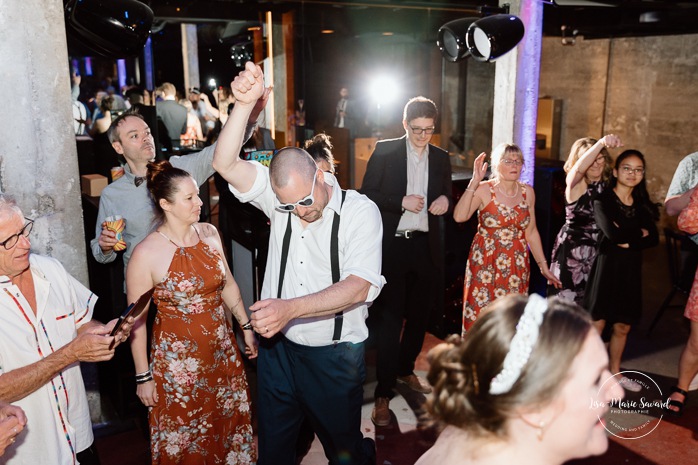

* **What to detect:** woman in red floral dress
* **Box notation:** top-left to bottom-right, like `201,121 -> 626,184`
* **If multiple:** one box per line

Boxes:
128,161 -> 258,464
454,144 -> 561,335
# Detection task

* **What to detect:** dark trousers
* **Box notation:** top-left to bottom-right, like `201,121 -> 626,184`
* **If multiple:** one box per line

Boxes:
76,443 -> 101,465
257,336 -> 375,465
374,235 -> 433,399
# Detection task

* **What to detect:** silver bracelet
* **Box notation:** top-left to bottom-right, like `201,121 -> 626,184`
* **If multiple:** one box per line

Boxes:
241,321 -> 253,331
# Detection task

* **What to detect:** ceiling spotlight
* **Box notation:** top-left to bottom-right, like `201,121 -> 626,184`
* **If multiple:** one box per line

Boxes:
437,14 -> 525,63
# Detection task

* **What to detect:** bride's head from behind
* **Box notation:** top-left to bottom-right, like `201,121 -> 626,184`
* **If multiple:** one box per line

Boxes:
426,295 -> 622,464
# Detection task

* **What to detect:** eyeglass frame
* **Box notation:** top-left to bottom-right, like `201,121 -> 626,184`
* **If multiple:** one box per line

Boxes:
0,218 -> 34,250
593,155 -> 606,165
619,165 -> 645,175
501,158 -> 524,167
409,126 -> 436,135
275,170 -> 320,212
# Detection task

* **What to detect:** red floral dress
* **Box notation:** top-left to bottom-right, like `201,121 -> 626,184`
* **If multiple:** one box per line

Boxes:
150,238 -> 256,464
462,182 -> 530,335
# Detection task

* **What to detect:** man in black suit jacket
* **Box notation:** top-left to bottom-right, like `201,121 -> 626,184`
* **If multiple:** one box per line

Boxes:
361,96 -> 452,426
156,82 -> 187,149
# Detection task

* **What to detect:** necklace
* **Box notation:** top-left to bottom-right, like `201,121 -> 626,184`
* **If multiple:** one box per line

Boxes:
497,184 -> 519,199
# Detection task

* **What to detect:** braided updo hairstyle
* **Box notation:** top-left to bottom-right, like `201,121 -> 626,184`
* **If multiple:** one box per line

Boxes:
426,295 -> 592,439
146,160 -> 194,226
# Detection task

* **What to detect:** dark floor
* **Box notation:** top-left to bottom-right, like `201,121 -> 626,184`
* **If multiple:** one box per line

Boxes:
92,186 -> 697,464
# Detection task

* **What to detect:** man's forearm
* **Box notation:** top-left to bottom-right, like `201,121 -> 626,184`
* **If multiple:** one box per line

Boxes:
0,345 -> 78,403
290,275 -> 371,320
666,189 -> 694,216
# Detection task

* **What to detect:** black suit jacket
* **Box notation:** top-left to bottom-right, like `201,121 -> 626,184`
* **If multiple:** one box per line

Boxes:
360,135 -> 452,264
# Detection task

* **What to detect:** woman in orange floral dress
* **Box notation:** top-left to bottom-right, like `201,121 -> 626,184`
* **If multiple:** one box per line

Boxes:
128,161 -> 258,464
454,143 -> 561,335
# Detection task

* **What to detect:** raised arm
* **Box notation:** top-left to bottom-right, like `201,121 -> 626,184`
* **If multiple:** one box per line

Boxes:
453,152 -> 488,223
212,62 -> 269,193
566,134 -> 622,203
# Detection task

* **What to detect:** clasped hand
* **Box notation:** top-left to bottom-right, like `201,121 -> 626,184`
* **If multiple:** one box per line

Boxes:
249,298 -> 295,339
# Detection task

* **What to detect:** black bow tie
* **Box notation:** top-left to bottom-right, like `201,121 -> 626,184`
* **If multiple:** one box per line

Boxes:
134,176 -> 146,187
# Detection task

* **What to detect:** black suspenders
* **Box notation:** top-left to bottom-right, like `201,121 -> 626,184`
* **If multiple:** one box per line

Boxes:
277,190 -> 347,342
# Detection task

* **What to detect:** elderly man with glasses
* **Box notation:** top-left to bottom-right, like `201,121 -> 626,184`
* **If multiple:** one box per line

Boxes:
360,96 -> 453,427
213,62 -> 384,465
0,195 -> 133,465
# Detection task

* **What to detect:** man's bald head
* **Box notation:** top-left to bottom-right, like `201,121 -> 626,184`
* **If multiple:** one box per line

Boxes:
269,148 -> 318,189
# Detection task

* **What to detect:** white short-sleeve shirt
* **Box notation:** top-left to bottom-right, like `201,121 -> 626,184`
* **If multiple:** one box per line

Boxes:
0,254 -> 97,465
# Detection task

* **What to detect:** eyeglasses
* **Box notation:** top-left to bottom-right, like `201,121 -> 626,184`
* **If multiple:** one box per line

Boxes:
0,218 -> 33,250
620,166 -> 644,175
276,171 -> 319,212
409,126 -> 436,135
593,156 -> 606,165
501,159 -> 524,167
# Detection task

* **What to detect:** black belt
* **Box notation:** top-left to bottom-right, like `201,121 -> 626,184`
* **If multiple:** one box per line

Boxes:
395,230 -> 428,239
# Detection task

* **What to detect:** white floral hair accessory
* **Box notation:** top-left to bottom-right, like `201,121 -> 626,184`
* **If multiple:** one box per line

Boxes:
489,294 -> 549,395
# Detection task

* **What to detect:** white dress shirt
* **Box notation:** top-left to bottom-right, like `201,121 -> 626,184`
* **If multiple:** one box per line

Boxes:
229,162 -> 385,346
0,255 -> 96,465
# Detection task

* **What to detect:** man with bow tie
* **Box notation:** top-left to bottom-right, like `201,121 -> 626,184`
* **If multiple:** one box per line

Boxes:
91,96 -> 267,290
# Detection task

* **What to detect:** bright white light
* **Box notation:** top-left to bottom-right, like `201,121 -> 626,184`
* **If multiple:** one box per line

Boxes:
208,78 -> 216,88
369,75 -> 399,106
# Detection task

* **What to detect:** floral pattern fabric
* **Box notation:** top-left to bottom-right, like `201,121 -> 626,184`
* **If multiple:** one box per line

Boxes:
547,181 -> 606,305
462,182 -> 530,335
150,240 -> 256,464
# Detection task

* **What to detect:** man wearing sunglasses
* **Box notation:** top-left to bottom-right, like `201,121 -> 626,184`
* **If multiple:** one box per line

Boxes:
213,62 -> 384,465
361,96 -> 452,427
0,196 -> 133,465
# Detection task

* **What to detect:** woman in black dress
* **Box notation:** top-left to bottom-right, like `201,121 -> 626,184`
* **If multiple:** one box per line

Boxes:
584,150 -> 659,391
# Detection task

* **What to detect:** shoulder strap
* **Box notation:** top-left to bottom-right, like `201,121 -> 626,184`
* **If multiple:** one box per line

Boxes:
277,213 -> 293,299
331,190 -> 346,342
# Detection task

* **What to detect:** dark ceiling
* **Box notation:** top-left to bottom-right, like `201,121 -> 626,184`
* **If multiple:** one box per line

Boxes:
142,0 -> 698,40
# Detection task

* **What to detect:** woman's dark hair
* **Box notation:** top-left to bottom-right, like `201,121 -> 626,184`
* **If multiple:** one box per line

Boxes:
612,149 -> 660,221
304,133 -> 336,174
425,295 -> 592,439
403,96 -> 438,123
100,95 -> 114,114
146,160 -> 193,225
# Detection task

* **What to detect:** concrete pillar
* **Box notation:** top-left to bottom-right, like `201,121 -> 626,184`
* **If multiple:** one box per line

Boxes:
182,23 -> 200,92
0,0 -> 88,283
491,0 -> 544,184
0,0 -> 105,424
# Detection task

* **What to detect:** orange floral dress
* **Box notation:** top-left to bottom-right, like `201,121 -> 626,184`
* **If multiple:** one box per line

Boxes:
150,238 -> 256,464
678,188 -> 698,322
462,182 -> 530,335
